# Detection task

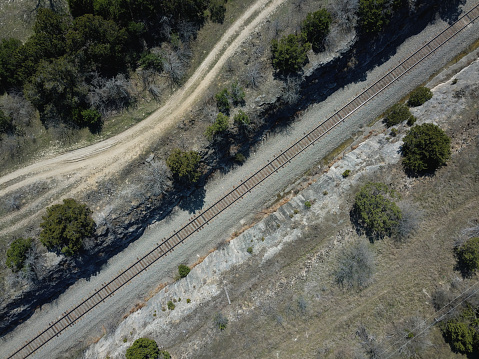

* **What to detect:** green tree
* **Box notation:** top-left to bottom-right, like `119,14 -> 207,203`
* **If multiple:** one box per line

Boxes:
358,0 -> 390,34
442,321 -> 477,354
68,0 -> 94,17
401,123 -> 451,173
384,103 -> 415,127
66,14 -> 128,75
166,149 -> 201,183
0,109 -> 14,134
39,198 -> 95,256
407,86 -> 433,107
140,52 -> 164,72
351,182 -> 402,239
178,264 -> 191,278
215,88 -> 230,114
78,108 -> 102,130
0,38 -> 23,93
271,34 -> 310,73
230,80 -> 245,106
126,338 -> 159,359
455,238 -> 479,276
6,238 -> 33,272
209,0 -> 227,23
23,56 -> 88,126
233,110 -> 250,126
205,112 -> 229,141
301,9 -> 332,52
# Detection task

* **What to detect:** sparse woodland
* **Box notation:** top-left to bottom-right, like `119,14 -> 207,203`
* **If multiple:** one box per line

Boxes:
0,0 -> 476,356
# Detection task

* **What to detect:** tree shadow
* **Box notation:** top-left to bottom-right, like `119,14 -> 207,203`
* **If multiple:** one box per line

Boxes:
178,186 -> 206,214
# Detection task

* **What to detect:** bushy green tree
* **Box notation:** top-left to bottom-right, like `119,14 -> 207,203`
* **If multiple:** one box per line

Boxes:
209,0 -> 227,23
230,80 -> 245,106
271,34 -> 310,73
301,9 -> 332,52
0,38 -> 23,93
384,103 -> 415,127
6,238 -> 33,272
178,264 -> 191,278
455,237 -> 479,276
401,123 -> 451,173
166,149 -> 201,183
205,112 -> 229,141
0,109 -> 14,134
39,198 -> 95,256
24,56 -> 88,126
442,320 -> 478,355
407,86 -> 433,107
358,0 -> 390,34
233,110 -> 250,126
126,338 -> 160,359
140,52 -> 164,72
351,182 -> 402,239
66,14 -> 128,75
215,88 -> 230,114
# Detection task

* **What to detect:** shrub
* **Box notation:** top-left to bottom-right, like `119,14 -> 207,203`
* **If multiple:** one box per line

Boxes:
230,80 -> 245,105
407,115 -> 417,126
384,103 -> 415,127
126,338 -> 161,359
140,51 -> 163,72
351,182 -> 402,239
233,110 -> 250,126
304,200 -> 312,208
342,169 -> 351,178
186,298 -> 191,303
390,128 -> 398,137
178,264 -> 191,278
301,9 -> 332,52
271,34 -> 310,73
166,149 -> 201,183
6,238 -> 33,272
215,312 -> 228,331
205,112 -> 229,141
401,123 -> 451,174
215,88 -> 230,114
247,246 -> 253,254
39,198 -> 95,256
234,153 -> 246,163
334,240 -> 375,289
441,320 -> 477,355
455,237 -> 479,276
407,86 -> 433,107
358,0 -> 390,34
167,300 -> 175,310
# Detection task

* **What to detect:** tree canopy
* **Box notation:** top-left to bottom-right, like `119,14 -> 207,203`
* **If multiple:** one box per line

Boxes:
301,9 -> 332,52
6,238 -> 33,272
126,338 -> 171,359
271,34 -> 310,73
401,123 -> 451,174
455,237 -> 479,276
384,103 -> 415,127
358,0 -> 390,34
39,198 -> 95,256
351,182 -> 402,240
205,112 -> 229,141
407,86 -> 433,107
166,149 -> 201,184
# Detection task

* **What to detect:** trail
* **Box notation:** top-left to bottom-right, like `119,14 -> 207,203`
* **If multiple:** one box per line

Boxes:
0,0 -> 288,235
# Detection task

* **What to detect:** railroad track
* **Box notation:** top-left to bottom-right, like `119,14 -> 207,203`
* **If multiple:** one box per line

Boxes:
7,4 -> 479,359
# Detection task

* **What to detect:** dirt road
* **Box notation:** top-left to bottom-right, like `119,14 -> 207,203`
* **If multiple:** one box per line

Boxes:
0,0 -> 288,235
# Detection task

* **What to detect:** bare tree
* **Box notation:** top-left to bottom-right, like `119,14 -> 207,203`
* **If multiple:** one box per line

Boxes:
281,76 -> 301,105
389,316 -> 430,359
142,160 -> 172,197
178,20 -> 197,43
395,202 -> 423,242
162,48 -> 188,87
0,92 -> 36,128
242,63 -> 265,89
87,74 -> 133,116
334,240 -> 375,290
357,325 -> 386,359
3,193 -> 22,212
330,0 -> 359,32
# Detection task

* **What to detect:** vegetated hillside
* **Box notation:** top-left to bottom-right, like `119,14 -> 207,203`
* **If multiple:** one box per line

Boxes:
0,0 -> 469,337
86,57 -> 479,359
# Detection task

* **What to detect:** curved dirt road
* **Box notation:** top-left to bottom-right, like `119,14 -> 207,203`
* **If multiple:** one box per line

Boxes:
0,0 -> 287,234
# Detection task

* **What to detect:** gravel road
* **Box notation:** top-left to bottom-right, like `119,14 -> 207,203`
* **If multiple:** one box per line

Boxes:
2,1 -> 479,358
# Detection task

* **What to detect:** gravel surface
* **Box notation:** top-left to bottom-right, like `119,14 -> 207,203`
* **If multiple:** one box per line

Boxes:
2,2 -> 479,358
